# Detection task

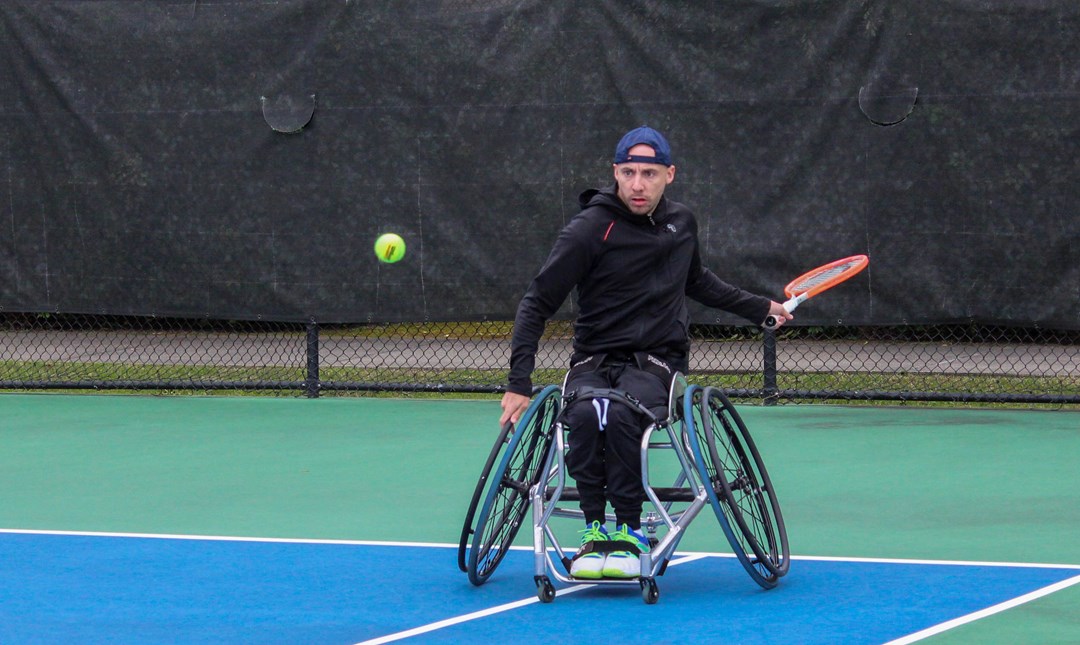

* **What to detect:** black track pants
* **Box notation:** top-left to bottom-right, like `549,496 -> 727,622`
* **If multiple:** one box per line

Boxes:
562,360 -> 668,528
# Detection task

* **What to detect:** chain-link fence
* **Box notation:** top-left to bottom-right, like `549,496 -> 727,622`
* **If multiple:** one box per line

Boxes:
1,313 -> 1077,407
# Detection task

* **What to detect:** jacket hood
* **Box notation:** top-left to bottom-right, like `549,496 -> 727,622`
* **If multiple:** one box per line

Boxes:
578,184 -> 671,224
578,186 -> 617,210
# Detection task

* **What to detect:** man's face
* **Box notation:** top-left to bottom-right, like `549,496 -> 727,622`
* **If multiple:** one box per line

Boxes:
613,143 -> 676,216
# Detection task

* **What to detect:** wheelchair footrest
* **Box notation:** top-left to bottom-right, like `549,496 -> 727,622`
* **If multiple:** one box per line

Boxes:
545,486 -> 697,503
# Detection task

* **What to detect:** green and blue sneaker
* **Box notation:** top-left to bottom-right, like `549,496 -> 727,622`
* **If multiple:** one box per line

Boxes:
569,521 -> 609,579
602,524 -> 649,579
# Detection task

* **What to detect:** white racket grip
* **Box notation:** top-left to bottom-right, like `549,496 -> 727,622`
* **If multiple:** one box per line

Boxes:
763,294 -> 806,330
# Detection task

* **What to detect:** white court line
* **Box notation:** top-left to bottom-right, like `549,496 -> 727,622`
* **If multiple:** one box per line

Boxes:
787,553 -> 1080,570
353,581 -> 593,645
882,573 -> 1080,645
4,530 -> 1079,571
0,528 -> 457,549
353,553 -> 712,645
4,529 -> 1080,570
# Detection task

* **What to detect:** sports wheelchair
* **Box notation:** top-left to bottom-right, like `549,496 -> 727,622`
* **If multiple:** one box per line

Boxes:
458,372 -> 789,604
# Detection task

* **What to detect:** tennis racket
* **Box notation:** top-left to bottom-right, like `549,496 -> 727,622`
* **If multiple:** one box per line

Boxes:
763,254 -> 869,329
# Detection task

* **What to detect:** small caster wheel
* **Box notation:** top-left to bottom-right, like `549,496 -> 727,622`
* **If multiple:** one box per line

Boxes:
535,575 -> 556,603
640,577 -> 659,604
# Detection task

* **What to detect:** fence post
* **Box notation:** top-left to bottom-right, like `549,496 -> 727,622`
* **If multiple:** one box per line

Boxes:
305,318 -> 320,398
762,328 -> 778,405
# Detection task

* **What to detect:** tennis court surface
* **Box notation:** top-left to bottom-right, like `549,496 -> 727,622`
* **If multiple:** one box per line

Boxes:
2,394 -> 1078,643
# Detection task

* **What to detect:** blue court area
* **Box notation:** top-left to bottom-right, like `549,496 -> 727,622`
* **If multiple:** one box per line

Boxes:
1,531 -> 1077,644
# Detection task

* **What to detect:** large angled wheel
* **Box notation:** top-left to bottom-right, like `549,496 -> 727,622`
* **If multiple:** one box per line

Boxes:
457,419 -> 515,573
462,385 -> 560,586
685,385 -> 789,588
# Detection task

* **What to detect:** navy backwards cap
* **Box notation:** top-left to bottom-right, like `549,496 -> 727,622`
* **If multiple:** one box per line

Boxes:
614,126 -> 673,166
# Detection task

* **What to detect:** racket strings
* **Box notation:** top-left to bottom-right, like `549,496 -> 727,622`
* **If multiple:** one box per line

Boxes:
787,257 -> 866,295
790,264 -> 851,292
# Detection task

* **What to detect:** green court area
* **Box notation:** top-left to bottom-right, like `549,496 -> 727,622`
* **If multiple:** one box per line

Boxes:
1,393 -> 1078,643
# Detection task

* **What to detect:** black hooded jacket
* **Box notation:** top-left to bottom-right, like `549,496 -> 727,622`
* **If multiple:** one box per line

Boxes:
507,185 -> 771,396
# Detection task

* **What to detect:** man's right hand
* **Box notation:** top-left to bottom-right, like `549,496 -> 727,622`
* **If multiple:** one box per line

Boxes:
500,391 -> 531,426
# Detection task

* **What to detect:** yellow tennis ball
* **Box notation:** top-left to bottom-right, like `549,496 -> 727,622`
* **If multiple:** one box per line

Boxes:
374,233 -> 406,263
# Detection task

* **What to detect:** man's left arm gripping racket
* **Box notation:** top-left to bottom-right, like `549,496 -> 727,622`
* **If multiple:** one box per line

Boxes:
764,254 -> 869,329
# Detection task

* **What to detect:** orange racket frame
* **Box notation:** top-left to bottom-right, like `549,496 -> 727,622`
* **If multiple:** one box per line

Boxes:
765,254 -> 869,329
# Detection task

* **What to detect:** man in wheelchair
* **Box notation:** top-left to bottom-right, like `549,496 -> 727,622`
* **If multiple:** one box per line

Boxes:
499,126 -> 791,579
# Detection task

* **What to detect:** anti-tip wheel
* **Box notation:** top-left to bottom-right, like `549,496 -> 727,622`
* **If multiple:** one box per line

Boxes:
535,576 -> 556,603
640,577 -> 659,604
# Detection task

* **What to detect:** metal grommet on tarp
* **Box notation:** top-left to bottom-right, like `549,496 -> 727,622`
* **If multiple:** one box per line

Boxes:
260,93 -> 316,134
